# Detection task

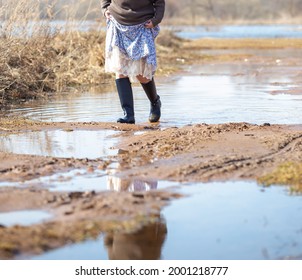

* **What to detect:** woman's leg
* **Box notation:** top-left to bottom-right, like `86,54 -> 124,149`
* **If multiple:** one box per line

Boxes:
115,74 -> 135,124
137,75 -> 161,123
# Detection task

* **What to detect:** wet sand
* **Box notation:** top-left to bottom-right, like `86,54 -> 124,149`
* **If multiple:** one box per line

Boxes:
0,120 -> 301,259
1,43 -> 302,259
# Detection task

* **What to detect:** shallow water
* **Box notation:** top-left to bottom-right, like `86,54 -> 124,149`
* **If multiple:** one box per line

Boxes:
175,24 -> 302,39
22,169 -> 179,192
9,22 -> 302,39
0,168 -> 179,193
30,181 -> 302,260
0,210 -> 52,227
5,51 -> 302,126
0,130 -> 119,159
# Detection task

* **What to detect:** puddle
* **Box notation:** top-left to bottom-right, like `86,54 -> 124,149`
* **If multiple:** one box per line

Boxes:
28,181 -> 302,260
0,130 -> 118,159
0,182 -> 18,188
164,64 -> 302,125
0,169 -> 179,193
5,56 -> 302,126
161,181 -> 302,260
30,237 -> 108,260
31,220 -> 167,260
0,210 -> 52,227
38,171 -> 179,193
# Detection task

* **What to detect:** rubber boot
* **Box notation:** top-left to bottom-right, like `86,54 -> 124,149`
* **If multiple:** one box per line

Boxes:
116,77 -> 135,124
141,78 -> 161,123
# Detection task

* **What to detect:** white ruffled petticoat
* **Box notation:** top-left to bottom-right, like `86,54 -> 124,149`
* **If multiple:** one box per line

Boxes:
105,16 -> 160,82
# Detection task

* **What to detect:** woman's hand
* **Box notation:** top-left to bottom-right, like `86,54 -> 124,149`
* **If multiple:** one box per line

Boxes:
144,20 -> 154,28
105,9 -> 111,19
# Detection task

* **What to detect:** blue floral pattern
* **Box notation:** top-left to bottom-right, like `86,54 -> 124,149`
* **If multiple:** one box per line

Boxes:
106,16 -> 160,68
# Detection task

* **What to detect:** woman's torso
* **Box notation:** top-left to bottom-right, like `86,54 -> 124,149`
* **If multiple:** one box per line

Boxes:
108,0 -> 158,26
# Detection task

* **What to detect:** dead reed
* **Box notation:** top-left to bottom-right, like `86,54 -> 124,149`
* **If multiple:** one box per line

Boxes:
0,0 -> 108,103
0,0 -> 182,104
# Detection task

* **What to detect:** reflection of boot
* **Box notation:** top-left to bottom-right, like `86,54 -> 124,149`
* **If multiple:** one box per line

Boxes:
141,78 -> 161,123
116,77 -> 135,124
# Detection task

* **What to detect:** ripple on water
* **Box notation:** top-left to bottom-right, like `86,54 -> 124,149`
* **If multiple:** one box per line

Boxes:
6,60 -> 302,126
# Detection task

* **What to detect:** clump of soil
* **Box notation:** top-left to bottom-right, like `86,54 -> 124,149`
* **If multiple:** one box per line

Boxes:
0,120 -> 302,259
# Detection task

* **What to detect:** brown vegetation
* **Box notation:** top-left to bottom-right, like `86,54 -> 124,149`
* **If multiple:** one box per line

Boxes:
0,31 -> 109,102
0,1 -> 109,103
2,1 -> 302,104
258,162 -> 302,194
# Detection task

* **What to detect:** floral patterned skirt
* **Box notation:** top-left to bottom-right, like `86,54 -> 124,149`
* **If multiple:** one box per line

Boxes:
105,17 -> 160,82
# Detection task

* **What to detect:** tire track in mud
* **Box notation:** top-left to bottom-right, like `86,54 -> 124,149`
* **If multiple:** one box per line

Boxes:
116,125 -> 302,182
184,133 -> 302,180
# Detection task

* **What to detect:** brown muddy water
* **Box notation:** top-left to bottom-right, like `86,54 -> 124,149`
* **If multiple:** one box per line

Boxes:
29,181 -> 302,260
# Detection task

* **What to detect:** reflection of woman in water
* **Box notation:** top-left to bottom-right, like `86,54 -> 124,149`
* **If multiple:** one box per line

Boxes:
107,162 -> 158,191
107,176 -> 158,192
104,219 -> 167,260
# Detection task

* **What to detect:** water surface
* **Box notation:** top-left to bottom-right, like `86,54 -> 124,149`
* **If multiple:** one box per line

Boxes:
6,58 -> 302,126
0,210 -> 52,227
175,24 -> 302,39
0,168 -> 179,193
8,22 -> 302,39
25,169 -> 179,192
30,181 -> 302,260
0,130 -> 118,159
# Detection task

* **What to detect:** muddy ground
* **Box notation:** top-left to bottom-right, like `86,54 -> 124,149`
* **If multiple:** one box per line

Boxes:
1,39 -> 302,259
0,120 -> 302,259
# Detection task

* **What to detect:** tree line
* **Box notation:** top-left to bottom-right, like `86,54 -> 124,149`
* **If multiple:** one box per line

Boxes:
1,0 -> 302,23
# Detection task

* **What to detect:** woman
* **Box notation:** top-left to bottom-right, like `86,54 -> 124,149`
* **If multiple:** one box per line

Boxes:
101,0 -> 165,124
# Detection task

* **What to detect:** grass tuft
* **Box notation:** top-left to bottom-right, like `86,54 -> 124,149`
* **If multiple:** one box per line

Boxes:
258,162 -> 302,194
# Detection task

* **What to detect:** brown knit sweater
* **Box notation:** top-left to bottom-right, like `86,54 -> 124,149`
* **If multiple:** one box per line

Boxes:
100,0 -> 165,26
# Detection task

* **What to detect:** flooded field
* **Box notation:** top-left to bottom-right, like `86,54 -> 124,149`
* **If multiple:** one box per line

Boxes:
1,45 -> 302,260
6,49 -> 302,126
16,22 -> 302,39
175,24 -> 302,39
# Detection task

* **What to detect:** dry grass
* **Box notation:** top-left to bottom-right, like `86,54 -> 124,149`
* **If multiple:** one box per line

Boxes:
258,162 -> 302,194
0,0 -> 184,103
0,0 -> 109,103
0,13 -> 186,103
0,31 -> 109,102
2,1 -> 302,103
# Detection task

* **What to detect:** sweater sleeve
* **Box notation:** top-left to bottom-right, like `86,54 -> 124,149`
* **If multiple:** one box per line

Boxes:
100,0 -> 111,16
151,0 -> 165,26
